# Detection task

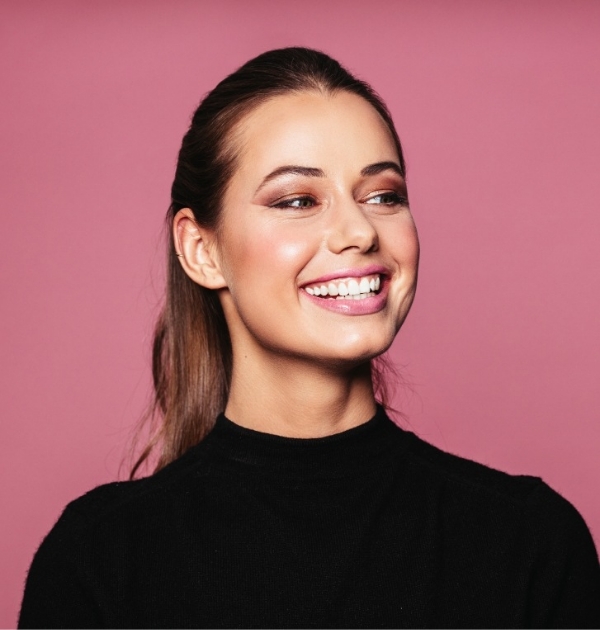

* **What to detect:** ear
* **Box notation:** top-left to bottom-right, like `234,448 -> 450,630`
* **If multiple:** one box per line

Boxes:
173,209 -> 227,289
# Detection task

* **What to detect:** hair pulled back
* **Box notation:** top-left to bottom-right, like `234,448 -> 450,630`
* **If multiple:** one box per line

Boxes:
132,47 -> 406,477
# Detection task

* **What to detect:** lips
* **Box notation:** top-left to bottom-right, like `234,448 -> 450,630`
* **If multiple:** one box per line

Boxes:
300,266 -> 390,315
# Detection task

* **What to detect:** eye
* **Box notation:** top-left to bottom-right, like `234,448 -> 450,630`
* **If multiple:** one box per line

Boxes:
271,195 -> 316,209
364,191 -> 408,206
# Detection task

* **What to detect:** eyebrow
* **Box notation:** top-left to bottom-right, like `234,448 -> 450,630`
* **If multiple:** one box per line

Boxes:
360,161 -> 404,178
255,166 -> 324,193
254,161 -> 404,194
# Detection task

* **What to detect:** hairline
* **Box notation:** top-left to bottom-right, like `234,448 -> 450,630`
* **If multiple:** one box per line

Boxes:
212,85 -> 403,235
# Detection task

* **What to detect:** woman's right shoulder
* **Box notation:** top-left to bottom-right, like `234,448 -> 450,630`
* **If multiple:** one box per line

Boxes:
55,439 -> 217,534
19,443 -> 215,629
57,479 -> 143,532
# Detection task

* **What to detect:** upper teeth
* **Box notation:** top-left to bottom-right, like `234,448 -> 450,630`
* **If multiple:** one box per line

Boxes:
304,274 -> 381,298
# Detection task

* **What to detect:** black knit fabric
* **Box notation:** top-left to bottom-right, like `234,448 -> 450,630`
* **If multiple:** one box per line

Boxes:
19,407 -> 600,628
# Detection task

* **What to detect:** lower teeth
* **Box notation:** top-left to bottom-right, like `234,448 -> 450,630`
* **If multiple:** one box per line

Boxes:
332,292 -> 376,300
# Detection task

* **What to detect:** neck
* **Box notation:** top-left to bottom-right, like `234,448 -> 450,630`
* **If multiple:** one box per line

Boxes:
224,352 -> 377,438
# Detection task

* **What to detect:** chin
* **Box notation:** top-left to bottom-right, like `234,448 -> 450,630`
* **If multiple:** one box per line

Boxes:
311,335 -> 394,369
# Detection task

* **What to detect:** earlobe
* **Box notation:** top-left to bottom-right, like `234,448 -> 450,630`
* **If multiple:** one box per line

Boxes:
173,209 -> 227,290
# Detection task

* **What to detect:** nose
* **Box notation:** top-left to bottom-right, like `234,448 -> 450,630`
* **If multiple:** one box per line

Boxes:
325,196 -> 379,255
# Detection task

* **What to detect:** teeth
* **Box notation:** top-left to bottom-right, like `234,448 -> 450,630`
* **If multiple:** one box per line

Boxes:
335,293 -> 375,300
304,274 -> 383,299
347,279 -> 360,296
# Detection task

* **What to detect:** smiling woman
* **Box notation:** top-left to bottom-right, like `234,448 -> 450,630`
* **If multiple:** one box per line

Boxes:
173,88 -> 419,435
18,48 -> 600,629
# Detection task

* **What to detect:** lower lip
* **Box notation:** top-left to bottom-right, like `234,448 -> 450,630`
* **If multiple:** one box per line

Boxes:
300,279 -> 389,315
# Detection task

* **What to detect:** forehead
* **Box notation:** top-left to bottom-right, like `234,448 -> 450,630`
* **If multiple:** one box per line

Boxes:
231,90 -> 399,180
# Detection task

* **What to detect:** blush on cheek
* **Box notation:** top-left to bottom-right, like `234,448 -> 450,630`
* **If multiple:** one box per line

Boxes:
273,239 -> 312,264
223,225 -> 313,289
381,222 -> 419,266
250,227 -> 314,268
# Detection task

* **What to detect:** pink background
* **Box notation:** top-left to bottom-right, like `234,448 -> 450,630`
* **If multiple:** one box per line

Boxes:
2,0 -> 600,625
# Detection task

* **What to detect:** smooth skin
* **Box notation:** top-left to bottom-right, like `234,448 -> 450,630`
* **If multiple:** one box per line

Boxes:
175,90 -> 419,437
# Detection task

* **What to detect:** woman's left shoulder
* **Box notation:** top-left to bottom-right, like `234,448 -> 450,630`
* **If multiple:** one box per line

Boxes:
398,424 -> 589,522
521,477 -> 594,539
396,424 -> 600,628
392,421 -> 599,559
395,425 -> 600,625
511,479 -> 600,625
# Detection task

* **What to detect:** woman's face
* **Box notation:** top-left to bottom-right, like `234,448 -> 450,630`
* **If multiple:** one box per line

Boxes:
213,90 -> 419,368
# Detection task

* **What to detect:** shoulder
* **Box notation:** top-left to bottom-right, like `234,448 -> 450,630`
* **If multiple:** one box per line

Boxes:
389,419 -> 598,548
53,437 -> 218,535
395,421 -> 557,508
393,419 -> 600,555
19,442 -> 216,628
390,421 -> 600,624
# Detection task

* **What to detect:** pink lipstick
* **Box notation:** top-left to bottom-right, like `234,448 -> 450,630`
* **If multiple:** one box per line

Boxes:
300,266 -> 390,315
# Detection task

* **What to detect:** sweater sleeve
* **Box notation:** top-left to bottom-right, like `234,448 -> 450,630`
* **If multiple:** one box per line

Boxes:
525,482 -> 600,629
18,506 -> 103,629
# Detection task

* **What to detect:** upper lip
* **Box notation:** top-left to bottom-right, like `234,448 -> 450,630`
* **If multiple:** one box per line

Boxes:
301,265 -> 389,287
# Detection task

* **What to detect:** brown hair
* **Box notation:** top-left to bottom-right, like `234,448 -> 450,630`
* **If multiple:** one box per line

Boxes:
131,47 -> 406,478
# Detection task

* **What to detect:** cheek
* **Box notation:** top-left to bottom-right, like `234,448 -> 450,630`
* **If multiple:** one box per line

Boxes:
404,227 -> 420,269
221,221 -> 317,291
382,219 -> 420,269
269,237 -> 312,273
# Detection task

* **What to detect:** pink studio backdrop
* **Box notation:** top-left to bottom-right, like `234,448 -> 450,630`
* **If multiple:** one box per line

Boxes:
2,0 -> 599,625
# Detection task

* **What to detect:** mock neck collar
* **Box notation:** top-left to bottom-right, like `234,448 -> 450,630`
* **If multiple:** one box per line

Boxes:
203,405 -> 403,477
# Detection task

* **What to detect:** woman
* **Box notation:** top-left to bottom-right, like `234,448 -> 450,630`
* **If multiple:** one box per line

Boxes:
19,47 -> 600,628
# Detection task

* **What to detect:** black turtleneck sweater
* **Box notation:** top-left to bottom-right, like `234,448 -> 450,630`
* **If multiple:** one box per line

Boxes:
19,408 -> 600,628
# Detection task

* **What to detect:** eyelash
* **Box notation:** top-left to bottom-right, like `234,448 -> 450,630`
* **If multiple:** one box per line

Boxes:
270,192 -> 407,210
271,196 -> 316,209
365,192 -> 408,206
